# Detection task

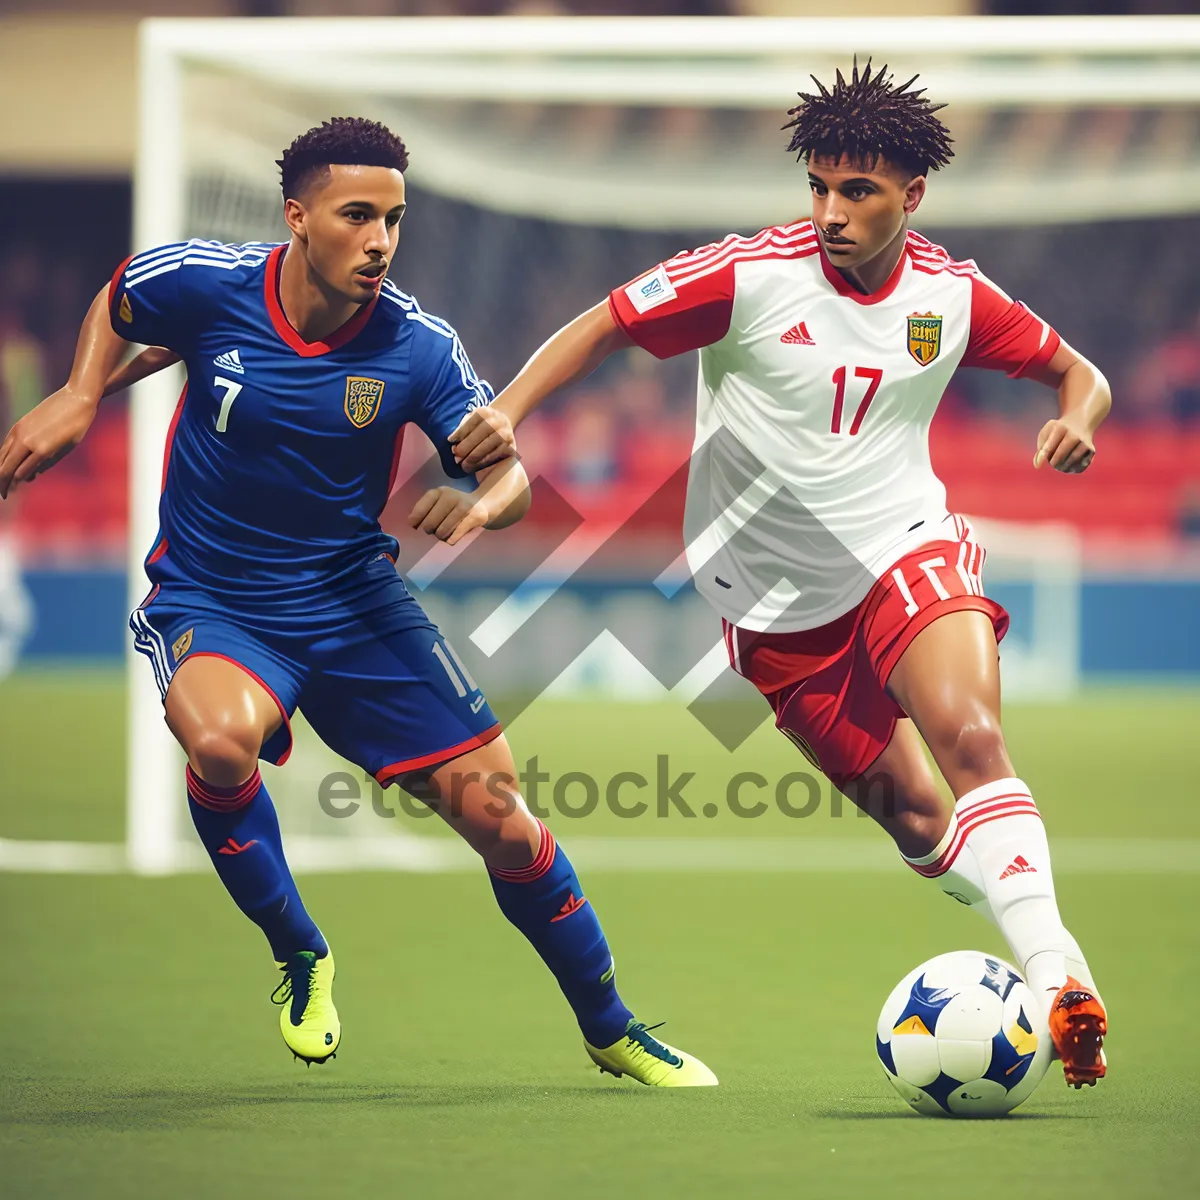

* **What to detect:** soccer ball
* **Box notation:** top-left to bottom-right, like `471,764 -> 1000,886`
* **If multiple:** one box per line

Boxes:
876,950 -> 1053,1117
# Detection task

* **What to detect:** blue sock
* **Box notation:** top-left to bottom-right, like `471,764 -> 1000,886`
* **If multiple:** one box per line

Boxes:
186,765 -> 327,962
489,820 -> 634,1047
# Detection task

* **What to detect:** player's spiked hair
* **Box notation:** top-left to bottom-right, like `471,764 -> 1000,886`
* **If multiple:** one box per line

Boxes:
277,117 -> 410,200
783,59 -> 953,178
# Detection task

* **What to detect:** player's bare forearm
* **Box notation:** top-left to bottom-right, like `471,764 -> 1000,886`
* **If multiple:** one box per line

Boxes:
1028,342 -> 1111,474
498,302 -> 630,426
477,458 -> 532,530
409,458 -> 531,546
0,287 -> 131,498
450,301 -> 631,470
103,346 -> 181,397
1055,356 -> 1111,434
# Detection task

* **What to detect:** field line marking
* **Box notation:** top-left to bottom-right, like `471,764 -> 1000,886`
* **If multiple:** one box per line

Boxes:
2,836 -> 1200,874
0,838 -> 127,873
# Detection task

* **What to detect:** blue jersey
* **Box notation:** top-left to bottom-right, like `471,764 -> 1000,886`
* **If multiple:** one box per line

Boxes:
109,240 -> 492,608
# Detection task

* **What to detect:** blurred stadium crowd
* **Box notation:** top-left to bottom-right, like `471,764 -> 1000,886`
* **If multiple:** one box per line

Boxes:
1,0 -> 1198,568
3,185 -> 1199,560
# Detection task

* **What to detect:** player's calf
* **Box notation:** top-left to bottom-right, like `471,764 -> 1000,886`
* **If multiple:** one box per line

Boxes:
487,816 -> 636,1048
484,812 -> 716,1083
839,718 -> 952,860
408,741 -> 635,1044
412,738 -> 714,1079
185,765 -> 327,959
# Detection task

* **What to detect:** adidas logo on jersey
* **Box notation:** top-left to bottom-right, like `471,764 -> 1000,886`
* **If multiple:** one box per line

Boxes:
213,349 -> 245,375
999,854 -> 1037,880
780,320 -> 815,346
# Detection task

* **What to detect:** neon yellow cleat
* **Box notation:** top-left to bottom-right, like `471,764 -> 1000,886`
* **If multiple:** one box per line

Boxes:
585,1021 -> 718,1087
271,949 -> 340,1065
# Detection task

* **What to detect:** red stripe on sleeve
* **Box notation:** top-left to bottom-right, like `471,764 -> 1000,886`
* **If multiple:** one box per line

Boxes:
964,274 -> 1062,379
108,253 -> 135,326
608,258 -> 736,360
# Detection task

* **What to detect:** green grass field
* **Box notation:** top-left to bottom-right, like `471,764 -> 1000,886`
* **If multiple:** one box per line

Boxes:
2,672 -> 1199,1198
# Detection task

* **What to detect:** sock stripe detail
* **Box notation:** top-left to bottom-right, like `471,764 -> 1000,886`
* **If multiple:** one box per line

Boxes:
907,798 -> 1040,878
956,788 -> 1033,818
489,820 -> 557,883
186,765 -> 263,812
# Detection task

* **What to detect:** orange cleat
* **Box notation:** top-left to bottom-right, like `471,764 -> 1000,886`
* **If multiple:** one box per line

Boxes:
1049,976 -> 1107,1088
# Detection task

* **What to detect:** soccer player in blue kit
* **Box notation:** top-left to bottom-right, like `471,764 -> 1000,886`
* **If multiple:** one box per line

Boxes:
0,118 -> 715,1086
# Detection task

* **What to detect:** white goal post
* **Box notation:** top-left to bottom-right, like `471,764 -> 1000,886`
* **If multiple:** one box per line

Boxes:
122,15 -> 1200,874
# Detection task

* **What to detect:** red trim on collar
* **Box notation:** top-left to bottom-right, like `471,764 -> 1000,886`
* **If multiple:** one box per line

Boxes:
819,240 -> 909,306
263,244 -> 378,356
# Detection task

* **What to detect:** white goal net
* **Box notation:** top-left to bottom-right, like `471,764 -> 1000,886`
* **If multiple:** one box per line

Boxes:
116,14 -> 1198,873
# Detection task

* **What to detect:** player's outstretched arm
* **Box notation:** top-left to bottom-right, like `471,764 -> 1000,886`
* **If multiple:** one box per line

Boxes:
0,286 -> 131,499
1027,342 -> 1111,474
409,457 -> 532,546
450,301 -> 631,472
102,346 -> 181,398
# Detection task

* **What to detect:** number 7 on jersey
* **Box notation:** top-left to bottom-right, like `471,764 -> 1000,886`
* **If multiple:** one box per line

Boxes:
213,376 -> 243,434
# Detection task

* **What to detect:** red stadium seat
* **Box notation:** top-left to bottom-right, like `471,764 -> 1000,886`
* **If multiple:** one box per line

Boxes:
934,418 -> 1194,539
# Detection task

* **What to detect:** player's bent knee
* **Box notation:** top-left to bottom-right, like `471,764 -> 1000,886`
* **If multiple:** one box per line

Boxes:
183,725 -> 262,788
942,715 -> 1011,787
469,804 -> 542,870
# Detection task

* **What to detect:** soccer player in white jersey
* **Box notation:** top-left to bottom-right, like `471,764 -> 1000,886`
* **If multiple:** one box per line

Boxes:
451,63 -> 1112,1088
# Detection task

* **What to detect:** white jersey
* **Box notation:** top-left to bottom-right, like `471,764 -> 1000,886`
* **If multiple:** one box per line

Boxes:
609,220 -> 1060,632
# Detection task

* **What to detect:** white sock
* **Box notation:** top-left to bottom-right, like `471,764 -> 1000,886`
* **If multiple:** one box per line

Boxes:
903,810 -> 993,916
902,778 -> 1093,1016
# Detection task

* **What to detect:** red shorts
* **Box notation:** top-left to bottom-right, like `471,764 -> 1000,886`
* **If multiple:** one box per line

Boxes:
723,517 -> 1009,789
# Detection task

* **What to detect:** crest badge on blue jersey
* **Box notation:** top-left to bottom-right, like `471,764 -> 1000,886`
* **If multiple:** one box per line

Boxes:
344,376 -> 385,428
171,627 -> 194,663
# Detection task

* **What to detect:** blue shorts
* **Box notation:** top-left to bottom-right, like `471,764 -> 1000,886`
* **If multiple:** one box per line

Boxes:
129,546 -> 501,783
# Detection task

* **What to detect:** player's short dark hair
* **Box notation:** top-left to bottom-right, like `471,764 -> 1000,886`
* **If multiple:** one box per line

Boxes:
277,117 -> 409,200
783,59 -> 953,178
